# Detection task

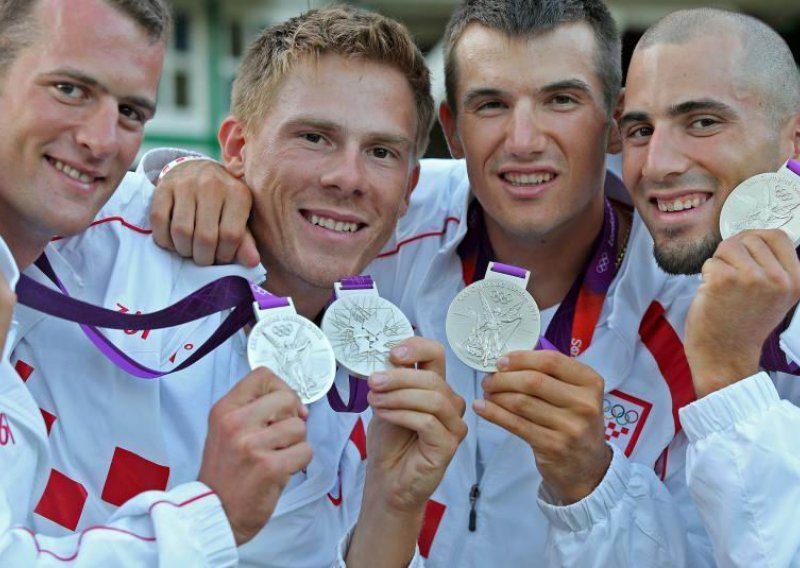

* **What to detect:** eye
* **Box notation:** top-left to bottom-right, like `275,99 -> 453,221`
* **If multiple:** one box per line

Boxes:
551,94 -> 577,106
689,117 -> 718,129
52,82 -> 87,101
119,104 -> 145,125
370,147 -> 396,160
301,132 -> 324,144
626,126 -> 653,139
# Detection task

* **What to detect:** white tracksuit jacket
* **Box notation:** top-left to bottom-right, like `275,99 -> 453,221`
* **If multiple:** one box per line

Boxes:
7,171 -> 385,567
367,159 -> 800,567
0,230 -> 239,566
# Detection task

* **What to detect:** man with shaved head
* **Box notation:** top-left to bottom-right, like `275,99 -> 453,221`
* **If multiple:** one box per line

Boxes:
622,8 -> 800,566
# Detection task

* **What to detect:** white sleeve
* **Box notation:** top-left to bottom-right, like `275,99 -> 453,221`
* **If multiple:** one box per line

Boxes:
537,443 -> 715,567
0,480 -> 237,567
680,371 -> 800,568
136,148 -> 209,186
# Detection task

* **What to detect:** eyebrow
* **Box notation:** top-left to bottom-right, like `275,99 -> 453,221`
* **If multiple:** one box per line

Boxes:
287,116 -> 413,148
620,98 -> 736,129
462,78 -> 594,108
50,67 -> 157,117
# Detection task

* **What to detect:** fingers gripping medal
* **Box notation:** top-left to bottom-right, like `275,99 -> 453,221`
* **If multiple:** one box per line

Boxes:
321,275 -> 414,377
720,159 -> 800,243
247,285 -> 336,404
446,262 -> 541,372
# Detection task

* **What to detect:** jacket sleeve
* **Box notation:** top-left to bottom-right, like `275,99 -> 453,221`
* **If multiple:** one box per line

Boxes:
0,482 -> 238,567
0,480 -> 237,567
679,371 -> 800,568
537,442 -> 715,567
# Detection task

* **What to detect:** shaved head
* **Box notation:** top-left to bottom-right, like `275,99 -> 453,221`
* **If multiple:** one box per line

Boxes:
637,8 -> 800,126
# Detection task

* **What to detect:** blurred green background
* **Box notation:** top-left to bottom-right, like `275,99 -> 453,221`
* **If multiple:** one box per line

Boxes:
141,0 -> 800,160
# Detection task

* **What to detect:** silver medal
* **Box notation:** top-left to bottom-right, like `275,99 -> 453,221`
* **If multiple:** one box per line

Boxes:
720,167 -> 800,243
322,293 -> 414,377
446,266 -> 540,372
247,311 -> 336,405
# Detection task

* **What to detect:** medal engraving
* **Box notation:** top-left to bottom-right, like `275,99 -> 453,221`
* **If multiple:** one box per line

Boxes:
322,295 -> 414,377
446,279 -> 540,372
247,313 -> 336,404
720,172 -> 800,243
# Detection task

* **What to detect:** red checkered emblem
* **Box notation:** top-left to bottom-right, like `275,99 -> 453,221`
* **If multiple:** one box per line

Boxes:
603,390 -> 652,457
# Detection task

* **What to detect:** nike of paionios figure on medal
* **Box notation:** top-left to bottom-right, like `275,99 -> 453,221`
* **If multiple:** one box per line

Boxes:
321,275 -> 414,378
446,262 -> 541,372
720,159 -> 800,243
247,288 -> 336,404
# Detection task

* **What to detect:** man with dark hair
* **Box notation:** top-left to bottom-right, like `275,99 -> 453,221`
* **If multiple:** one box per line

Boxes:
4,3 -> 466,566
621,8 -> 800,566
148,0 -> 726,565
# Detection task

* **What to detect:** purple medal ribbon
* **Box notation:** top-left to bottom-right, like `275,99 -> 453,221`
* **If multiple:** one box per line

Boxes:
326,275 -> 376,413
16,254 -> 283,379
761,159 -> 800,374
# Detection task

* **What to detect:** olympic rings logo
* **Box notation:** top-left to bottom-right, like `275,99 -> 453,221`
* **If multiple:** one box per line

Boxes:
273,324 -> 294,337
596,252 -> 610,274
602,399 -> 639,426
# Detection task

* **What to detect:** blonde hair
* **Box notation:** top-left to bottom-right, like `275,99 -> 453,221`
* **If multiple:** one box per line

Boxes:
231,5 -> 434,157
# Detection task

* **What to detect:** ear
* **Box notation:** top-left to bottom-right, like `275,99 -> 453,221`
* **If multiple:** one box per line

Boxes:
398,162 -> 421,217
791,111 -> 800,159
438,101 -> 465,159
606,88 -> 625,155
217,116 -> 247,177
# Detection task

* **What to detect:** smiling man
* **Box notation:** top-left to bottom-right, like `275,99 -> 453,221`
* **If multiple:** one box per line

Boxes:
620,8 -> 800,566
7,5 -> 466,567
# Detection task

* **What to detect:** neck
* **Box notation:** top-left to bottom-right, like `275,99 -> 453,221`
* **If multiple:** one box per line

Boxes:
0,222 -> 49,271
484,195 -> 605,310
258,266 -> 331,321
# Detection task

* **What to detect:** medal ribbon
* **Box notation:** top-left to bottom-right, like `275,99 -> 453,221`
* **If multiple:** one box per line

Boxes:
16,254 -> 286,379
761,159 -> 800,374
458,198 -> 620,357
326,275 -> 376,413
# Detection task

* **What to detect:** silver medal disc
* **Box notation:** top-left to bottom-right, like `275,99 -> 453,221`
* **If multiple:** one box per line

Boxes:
446,279 -> 541,372
720,171 -> 800,243
247,312 -> 336,404
321,294 -> 414,377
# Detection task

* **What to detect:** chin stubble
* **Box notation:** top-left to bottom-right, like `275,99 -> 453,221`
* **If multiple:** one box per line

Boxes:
653,233 -> 721,275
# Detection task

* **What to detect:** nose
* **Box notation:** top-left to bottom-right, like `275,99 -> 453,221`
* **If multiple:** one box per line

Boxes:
319,143 -> 365,197
505,102 -> 546,158
75,99 -> 120,160
642,126 -> 691,182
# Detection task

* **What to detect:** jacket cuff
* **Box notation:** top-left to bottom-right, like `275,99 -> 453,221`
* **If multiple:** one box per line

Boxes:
136,148 -> 207,185
679,372 -> 779,443
173,482 -> 239,567
537,443 -> 631,532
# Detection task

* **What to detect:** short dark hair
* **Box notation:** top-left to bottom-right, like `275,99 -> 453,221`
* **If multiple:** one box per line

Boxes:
637,8 -> 800,126
0,0 -> 172,75
232,6 -> 434,157
443,0 -> 621,114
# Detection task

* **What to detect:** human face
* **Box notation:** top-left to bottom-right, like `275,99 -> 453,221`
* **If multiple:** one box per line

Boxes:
221,54 -> 419,293
621,35 -> 798,274
0,0 -> 164,266
440,23 -> 616,245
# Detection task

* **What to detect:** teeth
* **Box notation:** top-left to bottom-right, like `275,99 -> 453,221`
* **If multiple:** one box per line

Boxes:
504,172 -> 555,185
657,196 -> 708,213
51,158 -> 93,183
309,214 -> 359,233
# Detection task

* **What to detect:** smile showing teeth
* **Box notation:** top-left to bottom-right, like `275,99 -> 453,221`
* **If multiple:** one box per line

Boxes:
504,172 -> 555,185
309,214 -> 360,233
49,158 -> 94,183
656,195 -> 708,213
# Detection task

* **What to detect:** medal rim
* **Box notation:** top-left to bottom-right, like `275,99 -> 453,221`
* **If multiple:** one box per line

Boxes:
321,293 -> 415,378
720,171 -> 800,243
446,278 -> 541,373
247,312 -> 337,405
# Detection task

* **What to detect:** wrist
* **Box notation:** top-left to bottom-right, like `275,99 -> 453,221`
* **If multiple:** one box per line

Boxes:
543,444 -> 612,505
157,155 -> 219,184
691,359 -> 759,399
